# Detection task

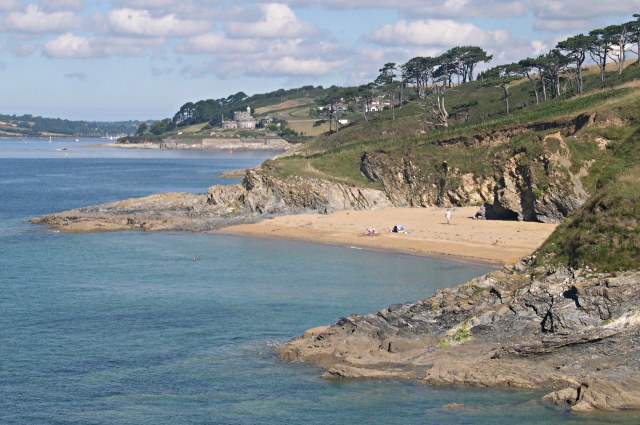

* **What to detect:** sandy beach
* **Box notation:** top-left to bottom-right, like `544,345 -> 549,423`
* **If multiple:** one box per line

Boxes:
220,206 -> 558,264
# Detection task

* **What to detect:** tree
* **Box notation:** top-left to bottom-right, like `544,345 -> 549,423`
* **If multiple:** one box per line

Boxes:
135,122 -> 147,136
461,46 -> 493,82
434,52 -> 455,87
538,50 -> 570,98
422,58 -> 453,128
316,94 -> 341,134
557,34 -> 590,94
480,63 -> 524,114
355,84 -> 376,123
401,56 -> 438,99
518,57 -> 545,104
588,28 -> 615,82
604,23 -> 635,75
374,62 -> 399,120
447,46 -> 493,84
150,118 -> 171,135
633,14 -> 640,65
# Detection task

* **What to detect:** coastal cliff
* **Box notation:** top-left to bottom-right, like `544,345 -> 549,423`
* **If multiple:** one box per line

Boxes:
358,126 -> 591,223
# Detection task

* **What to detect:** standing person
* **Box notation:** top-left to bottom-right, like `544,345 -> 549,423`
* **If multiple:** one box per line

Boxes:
445,208 -> 452,225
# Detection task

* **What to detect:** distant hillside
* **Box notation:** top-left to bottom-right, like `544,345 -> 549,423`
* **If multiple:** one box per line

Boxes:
172,85 -> 339,128
0,113 -> 141,138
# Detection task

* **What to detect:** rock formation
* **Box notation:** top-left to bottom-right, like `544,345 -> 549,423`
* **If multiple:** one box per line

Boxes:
31,169 -> 392,232
279,258 -> 640,412
359,130 -> 589,223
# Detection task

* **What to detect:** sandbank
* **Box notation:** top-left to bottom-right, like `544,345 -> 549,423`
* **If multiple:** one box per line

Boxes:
220,206 -> 557,264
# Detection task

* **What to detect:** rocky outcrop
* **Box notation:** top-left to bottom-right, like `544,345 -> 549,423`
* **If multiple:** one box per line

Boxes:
220,169 -> 392,214
359,131 -> 590,223
31,169 -> 392,232
279,259 -> 640,412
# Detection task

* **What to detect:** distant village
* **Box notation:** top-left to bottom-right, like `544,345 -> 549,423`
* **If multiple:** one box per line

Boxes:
218,95 -> 391,132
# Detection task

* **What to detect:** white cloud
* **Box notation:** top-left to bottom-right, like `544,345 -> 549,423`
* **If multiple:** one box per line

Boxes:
108,8 -> 210,37
533,19 -> 591,32
39,0 -> 85,13
369,19 -> 512,48
43,32 -> 94,57
531,1 -> 640,20
246,56 -> 345,76
530,40 -> 548,56
178,32 -> 259,54
226,3 -> 314,39
0,0 -> 22,13
2,4 -> 82,33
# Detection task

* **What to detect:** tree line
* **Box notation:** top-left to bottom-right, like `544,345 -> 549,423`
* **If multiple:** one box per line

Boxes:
480,15 -> 640,114
0,113 -> 139,137
317,14 -> 640,131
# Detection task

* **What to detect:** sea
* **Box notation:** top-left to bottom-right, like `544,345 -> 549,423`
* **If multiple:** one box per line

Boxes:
1,138 -> 637,424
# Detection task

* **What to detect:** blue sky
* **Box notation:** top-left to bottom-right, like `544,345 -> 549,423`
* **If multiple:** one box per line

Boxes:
0,0 -> 638,121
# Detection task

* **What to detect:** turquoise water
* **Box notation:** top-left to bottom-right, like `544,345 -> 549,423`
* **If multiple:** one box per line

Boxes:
1,139 -> 637,424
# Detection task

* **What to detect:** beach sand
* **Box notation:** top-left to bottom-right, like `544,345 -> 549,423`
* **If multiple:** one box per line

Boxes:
220,206 -> 557,264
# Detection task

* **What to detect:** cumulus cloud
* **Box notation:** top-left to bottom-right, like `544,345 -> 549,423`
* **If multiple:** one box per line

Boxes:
226,3 -> 314,39
245,56 -> 345,77
43,32 -> 94,57
533,19 -> 592,32
530,40 -> 549,56
531,1 -> 640,20
271,0 -> 529,18
108,8 -> 210,37
2,4 -> 83,33
0,0 -> 22,12
64,72 -> 88,80
39,0 -> 85,13
178,32 -> 259,54
369,19 -> 512,48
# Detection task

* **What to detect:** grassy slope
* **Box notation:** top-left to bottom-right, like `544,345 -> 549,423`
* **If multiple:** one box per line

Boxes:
537,164 -> 640,272
268,66 -> 640,188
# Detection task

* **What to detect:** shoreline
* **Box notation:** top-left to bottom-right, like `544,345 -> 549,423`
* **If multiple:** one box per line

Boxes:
219,206 -> 557,265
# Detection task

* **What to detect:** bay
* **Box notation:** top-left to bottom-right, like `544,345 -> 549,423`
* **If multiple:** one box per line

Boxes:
1,138 -> 636,424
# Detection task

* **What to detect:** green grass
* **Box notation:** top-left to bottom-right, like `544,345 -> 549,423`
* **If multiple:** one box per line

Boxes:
536,130 -> 640,271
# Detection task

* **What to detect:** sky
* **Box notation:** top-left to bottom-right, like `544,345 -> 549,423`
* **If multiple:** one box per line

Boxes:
0,1 -> 638,121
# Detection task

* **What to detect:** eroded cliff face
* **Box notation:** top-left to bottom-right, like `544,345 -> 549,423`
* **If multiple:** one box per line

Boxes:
278,259 -> 640,412
359,131 -> 590,223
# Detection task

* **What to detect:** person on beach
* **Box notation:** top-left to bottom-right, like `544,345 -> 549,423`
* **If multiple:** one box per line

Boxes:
445,208 -> 452,225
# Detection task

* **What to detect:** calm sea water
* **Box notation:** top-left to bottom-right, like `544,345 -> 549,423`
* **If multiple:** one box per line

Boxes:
1,138 -> 637,424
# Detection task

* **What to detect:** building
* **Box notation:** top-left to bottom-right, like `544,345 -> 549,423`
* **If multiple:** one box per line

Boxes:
221,107 -> 257,130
